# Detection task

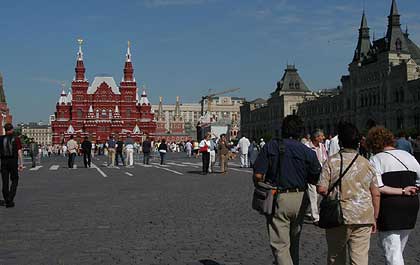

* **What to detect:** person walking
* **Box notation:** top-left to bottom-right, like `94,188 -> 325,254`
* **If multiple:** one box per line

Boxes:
115,137 -> 125,166
0,123 -> 23,208
248,139 -> 259,168
208,136 -> 217,173
199,133 -> 211,175
125,135 -> 135,167
367,126 -> 420,265
66,135 -> 78,169
158,139 -> 168,165
260,138 -> 266,149
395,131 -> 414,155
218,134 -> 230,174
193,140 -> 199,158
305,129 -> 328,224
253,115 -> 321,265
237,135 -> 250,168
185,140 -> 192,158
142,136 -> 152,165
81,136 -> 92,168
29,139 -> 39,168
317,122 -> 380,265
106,136 -> 116,167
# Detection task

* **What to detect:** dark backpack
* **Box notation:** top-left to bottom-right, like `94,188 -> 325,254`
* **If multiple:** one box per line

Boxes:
0,135 -> 17,158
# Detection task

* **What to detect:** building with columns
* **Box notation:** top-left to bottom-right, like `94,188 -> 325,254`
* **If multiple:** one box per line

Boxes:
298,0 -> 420,135
242,0 -> 420,139
51,40 -> 156,144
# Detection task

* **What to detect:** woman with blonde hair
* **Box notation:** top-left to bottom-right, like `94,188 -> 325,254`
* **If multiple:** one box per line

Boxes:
367,126 -> 420,265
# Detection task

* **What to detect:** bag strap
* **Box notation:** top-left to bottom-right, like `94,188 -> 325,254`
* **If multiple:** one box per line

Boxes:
383,151 -> 409,171
327,152 -> 359,196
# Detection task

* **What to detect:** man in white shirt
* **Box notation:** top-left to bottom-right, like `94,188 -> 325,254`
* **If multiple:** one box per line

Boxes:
305,129 -> 328,224
237,135 -> 251,168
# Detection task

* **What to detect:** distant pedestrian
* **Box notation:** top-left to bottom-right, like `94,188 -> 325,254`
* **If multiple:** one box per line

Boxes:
29,139 -> 39,168
208,136 -> 217,173
185,141 -> 192,158
142,136 -> 152,165
237,135 -> 251,168
115,137 -> 125,166
328,134 -> 340,157
367,126 -> 420,265
199,133 -> 211,175
253,115 -> 321,265
125,135 -> 135,167
193,141 -> 199,158
81,136 -> 92,168
218,134 -> 230,174
158,139 -> 168,165
317,122 -> 380,265
107,136 -> 116,167
248,139 -> 259,168
66,135 -> 78,168
260,138 -> 266,149
0,123 -> 23,208
395,131 -> 414,154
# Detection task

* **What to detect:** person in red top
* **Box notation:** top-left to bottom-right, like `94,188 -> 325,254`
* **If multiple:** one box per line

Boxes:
0,123 -> 23,208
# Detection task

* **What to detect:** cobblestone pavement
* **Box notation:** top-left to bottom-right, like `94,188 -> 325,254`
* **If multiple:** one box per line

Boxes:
0,153 -> 419,265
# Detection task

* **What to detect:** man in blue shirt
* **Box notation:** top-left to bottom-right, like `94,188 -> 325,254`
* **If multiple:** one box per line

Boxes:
253,115 -> 321,265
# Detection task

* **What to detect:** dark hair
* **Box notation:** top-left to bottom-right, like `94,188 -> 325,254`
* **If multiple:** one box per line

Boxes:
4,123 -> 13,132
69,135 -> 74,139
337,122 -> 360,149
161,139 -> 166,143
398,131 -> 406,138
281,115 -> 304,140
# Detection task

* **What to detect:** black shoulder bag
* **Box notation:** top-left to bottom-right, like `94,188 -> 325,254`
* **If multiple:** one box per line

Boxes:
319,153 -> 359,229
252,139 -> 283,216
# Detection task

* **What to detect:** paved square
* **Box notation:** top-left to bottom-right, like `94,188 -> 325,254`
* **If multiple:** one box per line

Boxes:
0,153 -> 419,264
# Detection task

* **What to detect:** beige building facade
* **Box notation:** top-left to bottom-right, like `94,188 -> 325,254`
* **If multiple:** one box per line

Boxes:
21,123 -> 52,145
152,96 -> 244,138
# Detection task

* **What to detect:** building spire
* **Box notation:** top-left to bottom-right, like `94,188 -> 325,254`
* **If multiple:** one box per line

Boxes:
126,40 -> 131,62
123,40 -> 134,82
390,0 -> 399,16
158,96 -> 164,119
75,38 -> 86,81
353,11 -> 371,62
174,96 -> 181,119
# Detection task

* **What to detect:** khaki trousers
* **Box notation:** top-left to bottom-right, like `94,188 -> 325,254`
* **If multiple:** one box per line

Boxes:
326,224 -> 372,265
266,191 -> 308,265
108,148 -> 116,166
220,154 -> 229,172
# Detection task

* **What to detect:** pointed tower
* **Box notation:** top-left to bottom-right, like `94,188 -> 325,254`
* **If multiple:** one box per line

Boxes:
385,0 -> 408,53
353,11 -> 372,62
71,38 -> 89,123
155,96 -> 167,133
137,88 -> 156,134
123,41 -> 135,82
75,39 -> 86,82
170,96 -> 185,134
0,72 -> 12,133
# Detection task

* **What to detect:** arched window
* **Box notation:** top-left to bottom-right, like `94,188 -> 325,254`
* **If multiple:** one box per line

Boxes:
77,109 -> 82,119
295,82 -> 300,89
109,109 -> 112,119
127,109 -> 131,118
101,109 -> 107,118
396,38 -> 402,52
289,82 -> 294,89
96,110 -> 99,119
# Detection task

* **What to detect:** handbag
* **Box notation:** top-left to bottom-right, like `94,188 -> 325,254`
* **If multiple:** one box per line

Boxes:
251,139 -> 283,216
318,153 -> 359,229
252,182 -> 277,215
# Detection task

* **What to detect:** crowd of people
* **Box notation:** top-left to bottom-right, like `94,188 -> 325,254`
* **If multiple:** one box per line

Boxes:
253,115 -> 420,265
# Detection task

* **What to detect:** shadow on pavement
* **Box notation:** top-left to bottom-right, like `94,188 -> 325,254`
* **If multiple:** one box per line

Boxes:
186,170 -> 203,175
199,259 -> 223,265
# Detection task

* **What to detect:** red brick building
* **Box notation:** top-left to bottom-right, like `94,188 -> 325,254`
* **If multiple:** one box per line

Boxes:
0,72 -> 13,134
51,41 -> 156,144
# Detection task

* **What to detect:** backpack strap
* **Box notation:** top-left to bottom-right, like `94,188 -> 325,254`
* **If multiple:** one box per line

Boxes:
327,153 -> 359,196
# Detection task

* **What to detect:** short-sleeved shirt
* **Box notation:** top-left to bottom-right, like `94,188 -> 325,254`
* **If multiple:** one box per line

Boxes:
318,149 -> 378,225
370,149 -> 420,186
67,139 -> 78,154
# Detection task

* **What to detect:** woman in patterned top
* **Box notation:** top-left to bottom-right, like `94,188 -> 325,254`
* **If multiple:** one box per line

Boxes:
317,122 -> 380,265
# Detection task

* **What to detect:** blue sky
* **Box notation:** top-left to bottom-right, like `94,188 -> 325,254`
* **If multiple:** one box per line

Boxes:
1,0 -> 420,123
